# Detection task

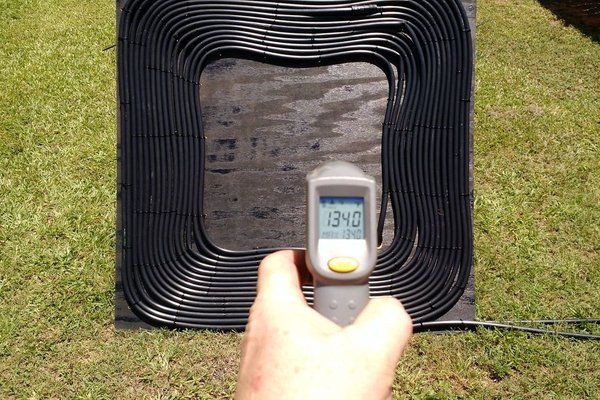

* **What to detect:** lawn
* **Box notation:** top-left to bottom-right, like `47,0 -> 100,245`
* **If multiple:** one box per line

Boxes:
0,0 -> 598,398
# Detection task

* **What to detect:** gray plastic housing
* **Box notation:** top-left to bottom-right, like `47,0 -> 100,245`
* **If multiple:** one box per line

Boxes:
306,161 -> 377,326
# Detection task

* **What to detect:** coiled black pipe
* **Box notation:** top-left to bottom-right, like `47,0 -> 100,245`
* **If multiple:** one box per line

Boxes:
117,0 -> 474,329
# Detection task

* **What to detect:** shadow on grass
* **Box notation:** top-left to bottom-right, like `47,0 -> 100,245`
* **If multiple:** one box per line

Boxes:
539,0 -> 599,42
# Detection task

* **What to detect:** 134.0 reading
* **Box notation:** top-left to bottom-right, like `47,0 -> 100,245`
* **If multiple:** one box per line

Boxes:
319,196 -> 365,239
327,211 -> 362,228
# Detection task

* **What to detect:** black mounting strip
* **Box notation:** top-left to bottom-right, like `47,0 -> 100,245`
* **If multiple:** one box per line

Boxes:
117,0 -> 474,329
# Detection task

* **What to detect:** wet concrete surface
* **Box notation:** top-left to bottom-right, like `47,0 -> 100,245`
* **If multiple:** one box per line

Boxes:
201,60 -> 392,251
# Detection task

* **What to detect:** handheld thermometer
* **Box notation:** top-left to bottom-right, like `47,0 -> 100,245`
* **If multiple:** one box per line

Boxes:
306,161 -> 377,326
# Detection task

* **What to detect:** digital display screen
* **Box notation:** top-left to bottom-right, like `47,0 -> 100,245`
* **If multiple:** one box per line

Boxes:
319,197 -> 365,239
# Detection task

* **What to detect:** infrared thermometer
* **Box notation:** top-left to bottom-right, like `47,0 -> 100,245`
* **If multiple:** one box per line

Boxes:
306,161 -> 377,326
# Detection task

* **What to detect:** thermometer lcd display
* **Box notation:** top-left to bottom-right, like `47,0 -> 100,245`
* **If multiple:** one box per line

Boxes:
319,197 -> 365,239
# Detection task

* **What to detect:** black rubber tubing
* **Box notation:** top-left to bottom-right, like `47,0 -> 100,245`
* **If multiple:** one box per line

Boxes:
117,0 -> 478,329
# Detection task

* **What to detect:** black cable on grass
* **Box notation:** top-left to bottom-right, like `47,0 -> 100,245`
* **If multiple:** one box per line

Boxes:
416,320 -> 600,341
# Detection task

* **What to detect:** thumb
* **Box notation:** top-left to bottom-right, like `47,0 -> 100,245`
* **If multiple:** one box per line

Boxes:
348,297 -> 413,363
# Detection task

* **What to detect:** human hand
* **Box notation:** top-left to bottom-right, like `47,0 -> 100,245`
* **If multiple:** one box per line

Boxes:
235,250 -> 412,400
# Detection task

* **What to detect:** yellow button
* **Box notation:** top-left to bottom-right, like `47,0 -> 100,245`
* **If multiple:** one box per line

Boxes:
328,257 -> 359,273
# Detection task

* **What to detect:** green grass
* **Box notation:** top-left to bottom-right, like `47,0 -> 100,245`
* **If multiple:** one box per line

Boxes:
0,0 -> 598,398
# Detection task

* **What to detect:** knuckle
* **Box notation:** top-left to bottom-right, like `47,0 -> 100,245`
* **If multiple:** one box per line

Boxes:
259,253 -> 275,270
259,251 -> 284,275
